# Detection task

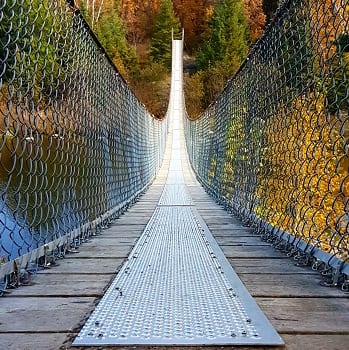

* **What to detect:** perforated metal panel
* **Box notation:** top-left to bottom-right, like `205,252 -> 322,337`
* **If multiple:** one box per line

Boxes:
159,184 -> 192,206
73,206 -> 283,346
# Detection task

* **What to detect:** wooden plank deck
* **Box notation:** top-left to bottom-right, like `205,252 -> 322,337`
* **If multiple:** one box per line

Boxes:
1,152 -> 348,350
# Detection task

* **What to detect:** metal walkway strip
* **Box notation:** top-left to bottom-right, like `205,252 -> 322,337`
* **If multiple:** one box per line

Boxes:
73,39 -> 283,347
159,184 -> 193,206
73,206 -> 283,346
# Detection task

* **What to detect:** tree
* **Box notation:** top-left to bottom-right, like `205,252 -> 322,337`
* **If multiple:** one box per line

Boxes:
120,0 -> 162,45
193,0 -> 249,107
1,0 -> 71,105
173,0 -> 214,52
150,0 -> 181,68
196,0 -> 249,71
96,4 -> 138,77
77,0 -> 106,29
307,0 -> 349,111
242,0 -> 266,41
78,0 -> 139,78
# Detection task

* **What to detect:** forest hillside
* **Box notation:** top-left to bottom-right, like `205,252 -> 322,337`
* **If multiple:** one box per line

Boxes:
77,0 -> 279,117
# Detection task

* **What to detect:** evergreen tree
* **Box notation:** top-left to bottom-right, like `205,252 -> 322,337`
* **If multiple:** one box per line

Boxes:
95,5 -> 138,76
196,0 -> 249,71
150,0 -> 181,68
0,2 -> 19,85
193,0 -> 250,108
80,1 -> 139,78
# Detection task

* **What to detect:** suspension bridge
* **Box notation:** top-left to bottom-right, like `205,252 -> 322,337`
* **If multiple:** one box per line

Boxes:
1,0 -> 349,349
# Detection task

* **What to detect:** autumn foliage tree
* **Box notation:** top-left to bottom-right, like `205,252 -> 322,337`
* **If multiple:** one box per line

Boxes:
119,0 -> 162,45
173,0 -> 214,52
242,0 -> 266,41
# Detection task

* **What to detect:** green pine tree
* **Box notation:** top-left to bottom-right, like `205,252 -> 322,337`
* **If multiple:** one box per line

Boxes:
96,6 -> 138,77
196,0 -> 249,71
150,0 -> 181,68
192,0 -> 250,108
80,2 -> 138,79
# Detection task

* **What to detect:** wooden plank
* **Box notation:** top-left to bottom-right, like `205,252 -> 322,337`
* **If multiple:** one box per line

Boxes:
0,297 -> 96,332
91,237 -> 139,244
205,219 -> 251,226
256,297 -> 349,334
221,245 -> 286,258
38,257 -> 124,274
212,229 -> 256,236
7,274 -> 113,297
281,334 -> 349,350
111,218 -> 150,225
123,208 -> 156,214
101,225 -> 149,235
206,223 -> 253,231
78,237 -> 138,246
228,257 -> 315,274
66,245 -> 132,258
215,236 -> 271,245
238,273 -> 345,298
196,208 -> 228,214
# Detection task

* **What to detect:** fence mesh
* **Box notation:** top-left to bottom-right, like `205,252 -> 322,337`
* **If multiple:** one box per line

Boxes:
0,0 -> 167,283
185,0 -> 349,281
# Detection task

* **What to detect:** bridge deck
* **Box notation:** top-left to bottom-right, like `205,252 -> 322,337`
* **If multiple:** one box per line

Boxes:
0,138 -> 348,349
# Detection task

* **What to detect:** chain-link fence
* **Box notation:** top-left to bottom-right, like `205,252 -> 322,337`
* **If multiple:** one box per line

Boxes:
0,0 -> 167,289
185,0 -> 349,288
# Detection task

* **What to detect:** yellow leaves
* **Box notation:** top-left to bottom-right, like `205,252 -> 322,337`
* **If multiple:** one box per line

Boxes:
256,90 -> 348,259
329,173 -> 341,193
205,5 -> 214,20
309,0 -> 349,67
242,0 -> 266,42
342,176 -> 349,197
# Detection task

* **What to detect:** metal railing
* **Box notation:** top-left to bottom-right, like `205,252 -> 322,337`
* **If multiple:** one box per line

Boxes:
185,0 -> 349,289
0,0 -> 167,289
